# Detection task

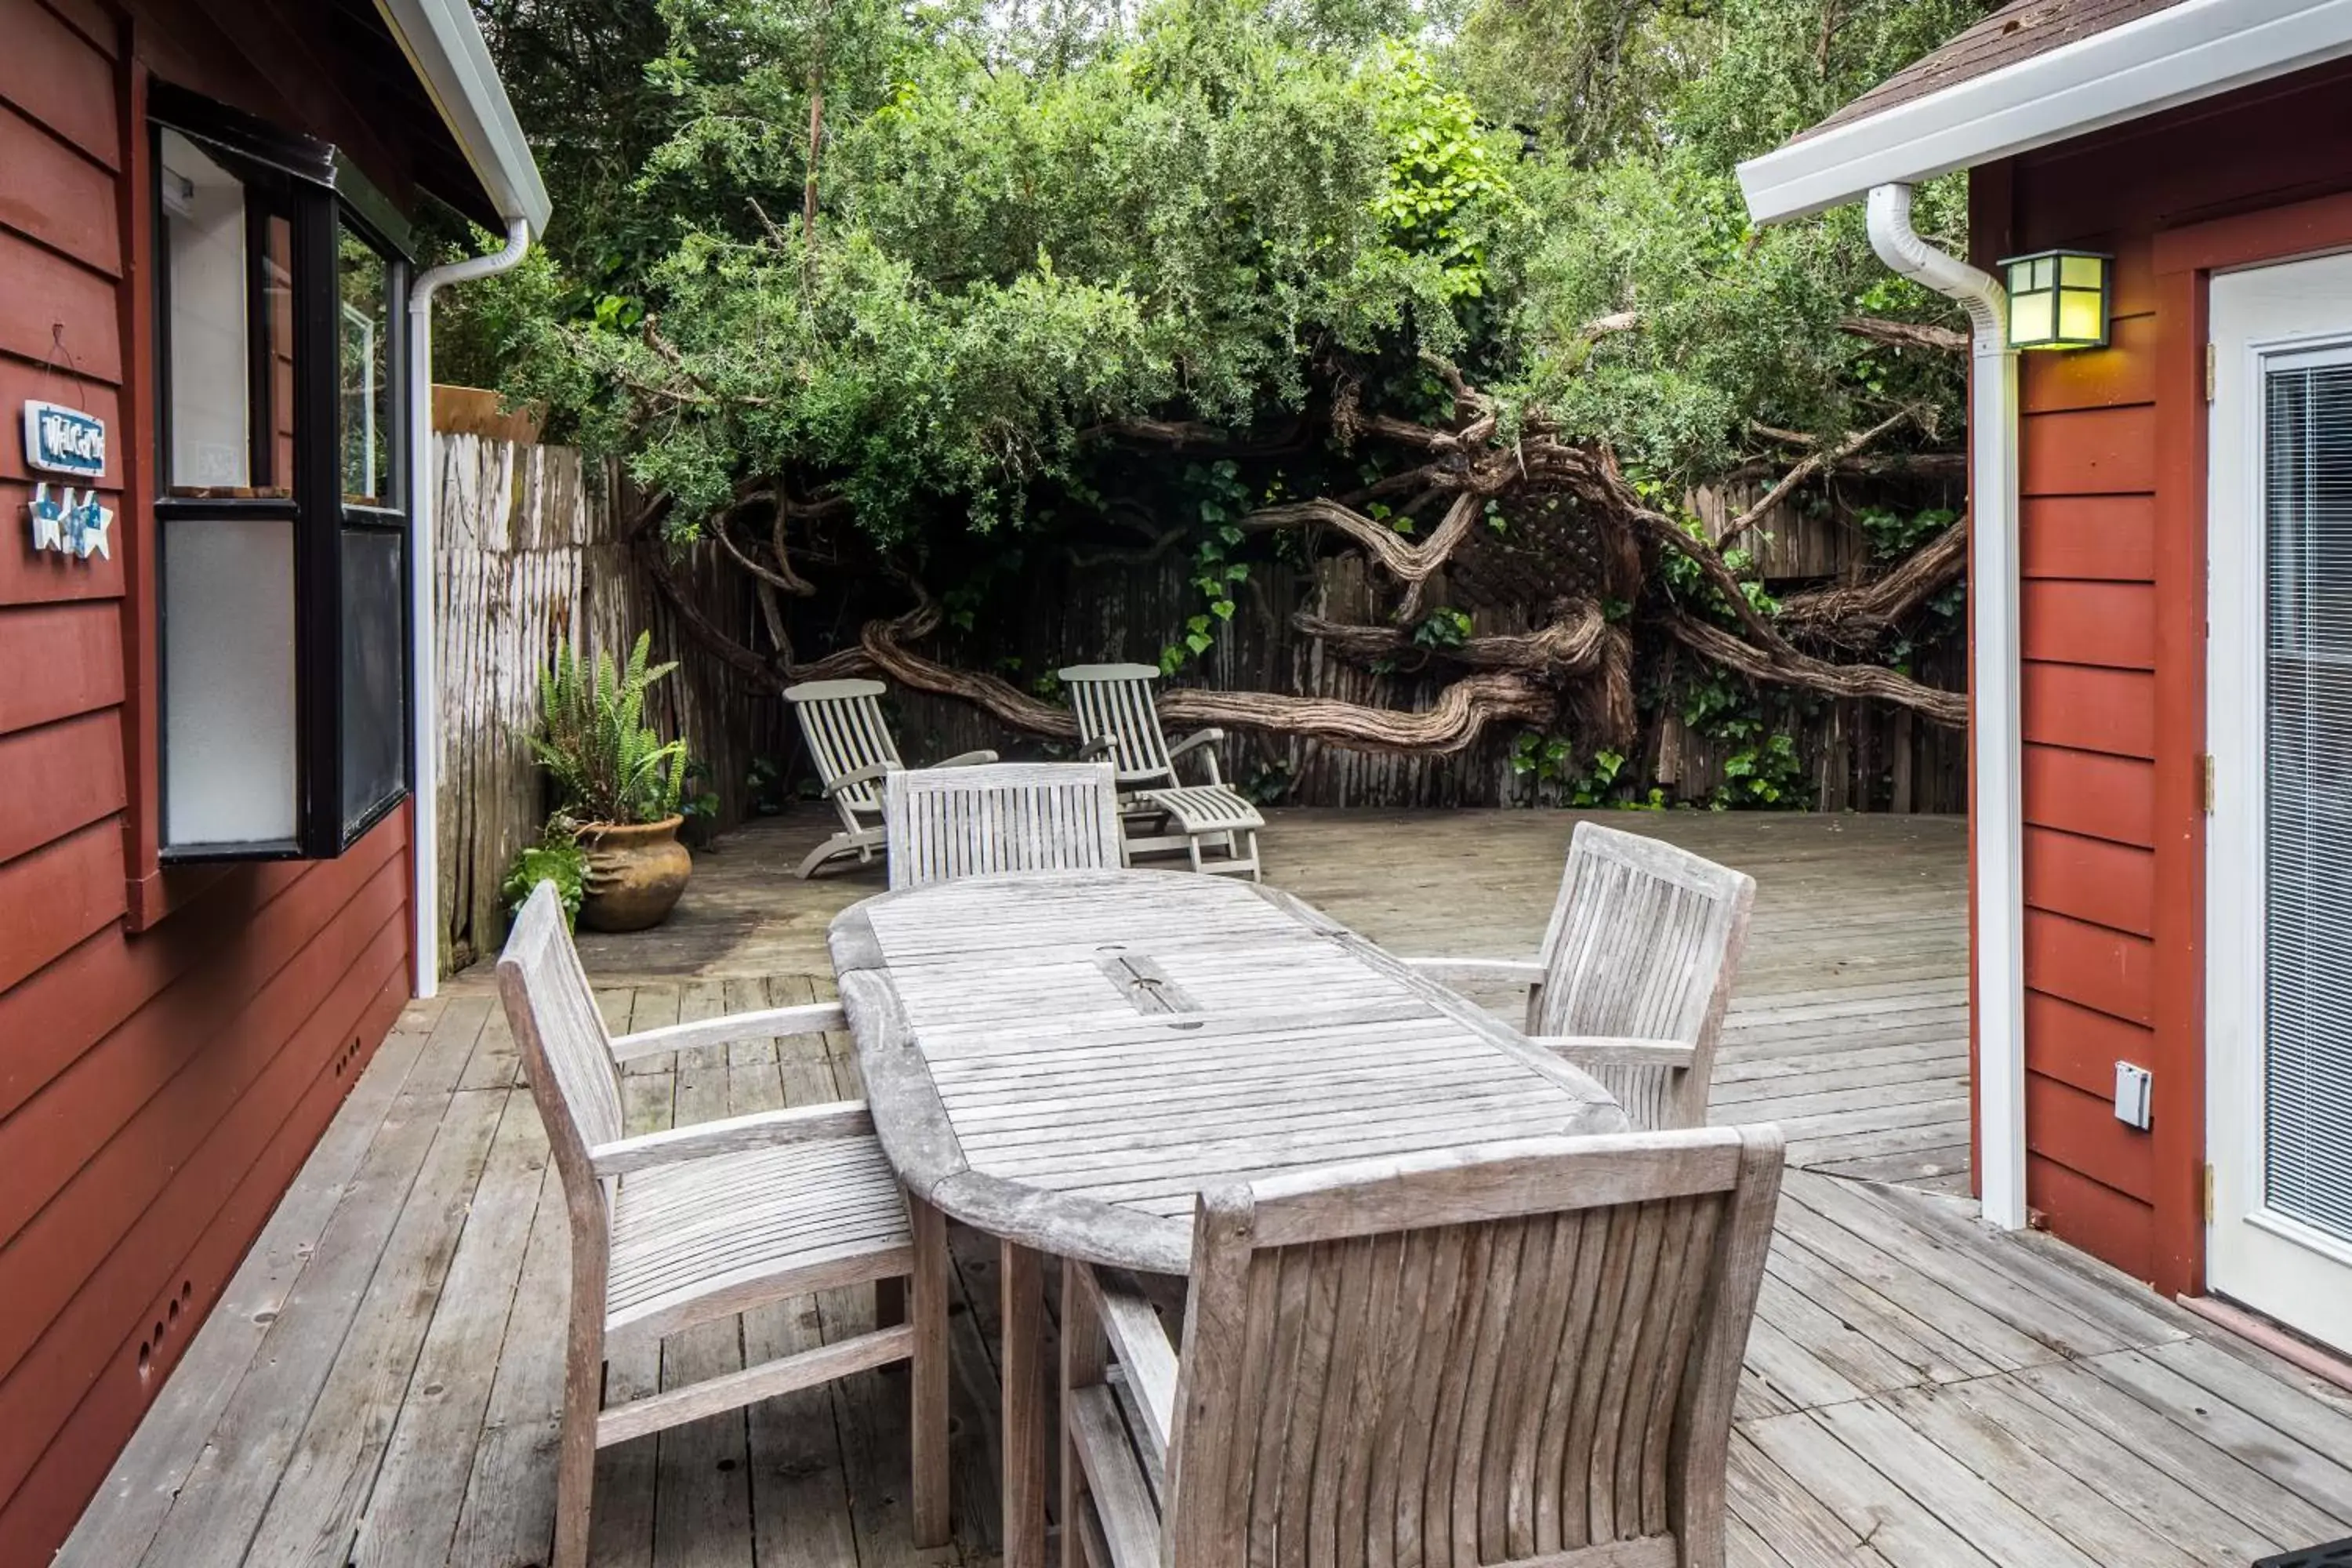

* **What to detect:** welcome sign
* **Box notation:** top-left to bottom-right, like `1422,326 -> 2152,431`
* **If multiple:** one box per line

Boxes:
23,401 -> 106,479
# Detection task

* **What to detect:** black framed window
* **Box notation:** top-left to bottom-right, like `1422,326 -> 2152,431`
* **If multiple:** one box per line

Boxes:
153,85 -> 414,862
336,223 -> 409,840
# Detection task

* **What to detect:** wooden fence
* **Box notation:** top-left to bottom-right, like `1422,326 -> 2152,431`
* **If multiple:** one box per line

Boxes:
887,512 -> 1967,815
430,428 -> 1963,972
430,425 -> 781,975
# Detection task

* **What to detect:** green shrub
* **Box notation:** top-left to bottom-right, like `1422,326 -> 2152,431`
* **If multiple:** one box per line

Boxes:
529,632 -> 689,825
503,825 -> 590,928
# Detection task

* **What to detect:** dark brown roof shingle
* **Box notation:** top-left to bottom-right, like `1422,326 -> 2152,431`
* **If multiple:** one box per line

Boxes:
1798,0 -> 2190,142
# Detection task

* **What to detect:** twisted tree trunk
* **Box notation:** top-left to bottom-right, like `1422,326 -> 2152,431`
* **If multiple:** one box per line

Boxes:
636,350 -> 1968,760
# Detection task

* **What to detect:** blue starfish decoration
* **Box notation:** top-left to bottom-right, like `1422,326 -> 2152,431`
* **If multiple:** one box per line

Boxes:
27,482 -> 67,554
65,488 -> 113,561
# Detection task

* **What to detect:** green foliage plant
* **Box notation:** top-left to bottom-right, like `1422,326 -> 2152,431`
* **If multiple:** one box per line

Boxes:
503,822 -> 591,929
530,632 -> 691,826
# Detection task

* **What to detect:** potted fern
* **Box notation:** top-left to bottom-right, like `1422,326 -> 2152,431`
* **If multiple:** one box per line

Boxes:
530,633 -> 693,931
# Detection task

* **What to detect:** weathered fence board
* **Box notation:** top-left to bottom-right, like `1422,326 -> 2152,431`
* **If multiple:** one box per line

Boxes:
432,427 -> 780,975
888,538 -> 1965,815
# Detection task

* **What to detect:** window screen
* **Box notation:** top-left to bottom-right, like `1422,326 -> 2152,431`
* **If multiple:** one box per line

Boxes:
2263,356 -> 2352,1244
339,525 -> 407,833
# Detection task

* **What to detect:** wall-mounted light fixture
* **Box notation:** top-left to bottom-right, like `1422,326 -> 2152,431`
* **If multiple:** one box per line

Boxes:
2000,249 -> 2111,350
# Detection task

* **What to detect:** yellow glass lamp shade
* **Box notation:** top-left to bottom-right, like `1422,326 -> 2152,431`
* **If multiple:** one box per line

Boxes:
2001,249 -> 2111,350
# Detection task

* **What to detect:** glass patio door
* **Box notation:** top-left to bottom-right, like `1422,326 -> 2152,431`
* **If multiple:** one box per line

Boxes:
2208,252 -> 2352,1353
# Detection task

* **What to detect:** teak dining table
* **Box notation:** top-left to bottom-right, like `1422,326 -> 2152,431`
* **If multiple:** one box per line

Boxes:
829,869 -> 1628,1568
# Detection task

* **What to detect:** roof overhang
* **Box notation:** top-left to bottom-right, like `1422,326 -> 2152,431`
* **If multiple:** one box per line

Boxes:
1738,0 -> 2352,224
372,0 -> 553,236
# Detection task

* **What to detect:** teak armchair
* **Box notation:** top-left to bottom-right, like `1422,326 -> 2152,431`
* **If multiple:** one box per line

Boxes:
1060,1125 -> 1786,1568
498,883 -> 949,1568
786,677 -> 997,878
1403,822 -> 1755,1131
883,761 -> 1126,888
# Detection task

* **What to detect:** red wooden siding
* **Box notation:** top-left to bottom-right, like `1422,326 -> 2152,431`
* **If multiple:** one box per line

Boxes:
0,3 -> 418,1560
1981,52 -> 2352,1291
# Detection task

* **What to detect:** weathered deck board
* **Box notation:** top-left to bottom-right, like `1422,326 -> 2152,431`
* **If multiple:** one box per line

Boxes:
61,809 -> 2352,1568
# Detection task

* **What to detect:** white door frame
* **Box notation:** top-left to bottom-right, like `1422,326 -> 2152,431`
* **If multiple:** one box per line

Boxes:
2206,250 -> 2352,1353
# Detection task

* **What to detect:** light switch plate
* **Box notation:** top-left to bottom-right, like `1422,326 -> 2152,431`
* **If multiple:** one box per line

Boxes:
2114,1061 -> 2153,1130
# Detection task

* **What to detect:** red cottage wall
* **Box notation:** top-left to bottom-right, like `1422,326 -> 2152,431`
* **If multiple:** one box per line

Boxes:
0,2 -> 420,1559
1972,55 -> 2352,1295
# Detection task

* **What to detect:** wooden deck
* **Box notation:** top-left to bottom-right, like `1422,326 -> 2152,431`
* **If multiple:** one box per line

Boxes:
61,810 -> 2352,1568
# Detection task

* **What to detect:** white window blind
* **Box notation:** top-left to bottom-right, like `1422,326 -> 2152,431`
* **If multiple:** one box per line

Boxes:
2263,356 -> 2352,1244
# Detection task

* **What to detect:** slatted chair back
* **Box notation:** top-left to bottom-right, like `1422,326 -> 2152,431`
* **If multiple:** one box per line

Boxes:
1534,822 -> 1755,1130
1058,663 -> 1178,788
786,678 -> 904,815
1162,1127 -> 1784,1568
884,762 -> 1124,889
497,881 -> 626,1209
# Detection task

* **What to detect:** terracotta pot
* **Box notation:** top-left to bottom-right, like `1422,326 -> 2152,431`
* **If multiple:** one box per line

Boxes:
576,815 -> 691,932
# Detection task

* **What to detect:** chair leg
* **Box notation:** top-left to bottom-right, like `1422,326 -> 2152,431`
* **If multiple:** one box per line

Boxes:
1058,1263 -> 1106,1568
797,831 -> 855,879
550,1325 -> 603,1568
908,1196 -> 951,1548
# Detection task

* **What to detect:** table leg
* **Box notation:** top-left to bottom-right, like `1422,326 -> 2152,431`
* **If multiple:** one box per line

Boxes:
908,1196 -> 949,1548
1000,1240 -> 1048,1568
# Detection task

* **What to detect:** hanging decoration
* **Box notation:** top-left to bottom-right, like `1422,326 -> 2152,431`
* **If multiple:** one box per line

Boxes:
22,399 -> 107,478
27,481 -> 111,561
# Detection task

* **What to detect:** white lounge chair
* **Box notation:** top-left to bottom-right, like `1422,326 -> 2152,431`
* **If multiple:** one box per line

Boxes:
1056,662 -> 1264,880
883,761 -> 1126,888
496,882 -> 950,1568
785,677 -> 996,878
1059,1124 -> 1785,1568
1403,821 -> 1755,1131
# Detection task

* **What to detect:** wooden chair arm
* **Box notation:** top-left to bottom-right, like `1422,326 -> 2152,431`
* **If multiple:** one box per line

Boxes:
1399,956 -> 1547,989
1167,728 -> 1225,785
1079,1265 -> 1180,1461
822,760 -> 895,798
936,749 -> 1000,768
1526,1036 -> 1697,1069
1165,728 -> 1225,760
1076,735 -> 1116,760
609,1002 -> 848,1062
590,1102 -> 875,1178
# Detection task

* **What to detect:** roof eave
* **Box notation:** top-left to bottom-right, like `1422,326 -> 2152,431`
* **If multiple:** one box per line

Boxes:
372,0 -> 553,237
1737,0 -> 2352,224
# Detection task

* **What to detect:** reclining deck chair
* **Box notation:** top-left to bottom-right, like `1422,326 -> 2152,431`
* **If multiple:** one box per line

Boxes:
1059,1124 -> 1785,1568
1057,662 -> 1264,880
786,677 -> 996,878
1403,821 -> 1755,1131
498,882 -> 950,1568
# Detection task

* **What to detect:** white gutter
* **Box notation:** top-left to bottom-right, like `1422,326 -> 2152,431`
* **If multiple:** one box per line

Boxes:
1741,0 -> 2352,223
409,219 -> 533,997
1865,183 -> 2026,1231
374,0 -> 554,237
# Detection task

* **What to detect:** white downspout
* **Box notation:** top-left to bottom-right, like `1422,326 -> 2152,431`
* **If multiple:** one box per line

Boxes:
1864,183 -> 2025,1230
408,218 -> 532,999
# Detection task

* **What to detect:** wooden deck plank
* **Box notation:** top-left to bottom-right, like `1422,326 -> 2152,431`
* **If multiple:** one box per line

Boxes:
347,1089 -> 550,1568
235,1084 -> 506,1567
53,1011 -> 437,1568
444,1162 -> 568,1568
125,1071 -> 456,1568
70,811 -> 2352,1568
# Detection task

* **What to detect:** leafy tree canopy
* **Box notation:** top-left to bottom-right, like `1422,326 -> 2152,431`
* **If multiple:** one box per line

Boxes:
451,0 -> 1987,543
